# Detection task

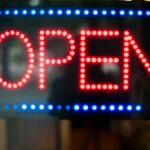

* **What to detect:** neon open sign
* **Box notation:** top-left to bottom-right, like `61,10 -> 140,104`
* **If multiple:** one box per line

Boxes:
0,6 -> 150,117
0,29 -> 149,92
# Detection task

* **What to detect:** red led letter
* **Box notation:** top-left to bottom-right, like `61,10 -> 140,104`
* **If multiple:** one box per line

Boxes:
0,30 -> 34,89
123,30 -> 150,90
79,30 -> 120,91
39,30 -> 75,89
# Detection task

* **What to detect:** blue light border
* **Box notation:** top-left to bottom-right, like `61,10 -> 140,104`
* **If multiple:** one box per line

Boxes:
0,7 -> 146,114
2,103 -> 142,113
0,9 -> 150,17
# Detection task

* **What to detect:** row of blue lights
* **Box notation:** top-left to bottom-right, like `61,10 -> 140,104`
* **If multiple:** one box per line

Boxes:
0,9 -> 150,17
3,104 -> 142,112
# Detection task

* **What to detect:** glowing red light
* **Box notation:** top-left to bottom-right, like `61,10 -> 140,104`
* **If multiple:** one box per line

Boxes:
0,30 -> 34,90
123,30 -> 150,90
79,30 -> 120,91
0,29 -> 149,93
38,29 -> 76,89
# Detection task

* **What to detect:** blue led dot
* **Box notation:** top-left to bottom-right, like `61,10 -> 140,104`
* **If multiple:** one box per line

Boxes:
13,104 -> 18,110
5,104 -> 10,109
102,10 -> 107,15
136,105 -> 142,111
31,10 -> 36,15
13,10 -> 19,15
92,105 -> 97,111
118,105 -> 124,111
57,105 -> 62,110
109,105 -> 115,111
127,105 -> 132,111
22,9 -> 27,15
75,9 -> 80,15
39,104 -> 44,110
48,10 -> 54,15
48,104 -> 53,110
120,10 -> 125,16
83,105 -> 89,111
66,9 -> 71,15
84,10 -> 89,15
57,10 -> 62,15
22,104 -> 27,110
100,105 -> 106,111
65,105 -> 71,110
128,10 -> 134,16
30,104 -> 36,110
5,10 -> 10,15
110,10 -> 116,15
137,10 -> 143,16
93,10 -> 98,15
146,11 -> 150,16
39,10 -> 45,15
74,104 -> 80,111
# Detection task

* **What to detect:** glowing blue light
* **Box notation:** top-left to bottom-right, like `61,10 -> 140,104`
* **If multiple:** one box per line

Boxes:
22,9 -> 27,15
13,10 -> 19,15
110,10 -> 116,15
48,104 -> 53,110
93,10 -> 98,15
92,105 -> 97,111
30,104 -> 36,110
127,105 -> 132,111
100,105 -> 106,111
146,11 -> 150,16
137,10 -> 143,16
66,9 -> 71,15
5,10 -> 10,15
22,104 -> 27,110
109,105 -> 115,111
102,10 -> 107,15
128,10 -> 134,16
4,104 -> 10,109
39,104 -> 44,110
57,105 -> 62,110
48,10 -> 54,15
57,10 -> 62,15
65,105 -> 71,110
13,104 -> 18,110
83,105 -> 89,111
84,10 -> 89,15
0,8 -> 149,17
120,10 -> 125,16
31,10 -> 36,15
39,10 -> 45,15
136,105 -> 142,111
118,105 -> 124,111
74,104 -> 80,111
75,9 -> 80,15
0,102 -> 144,113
